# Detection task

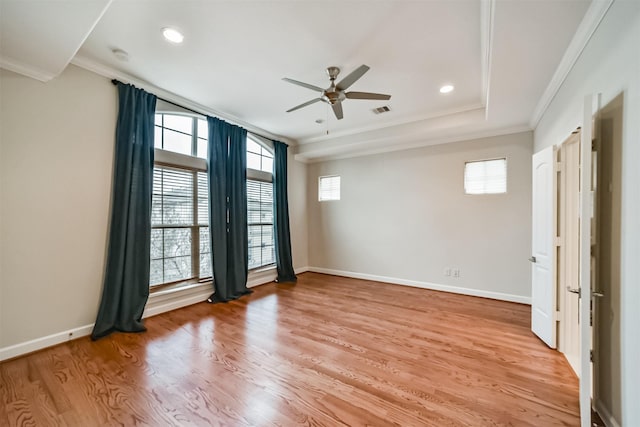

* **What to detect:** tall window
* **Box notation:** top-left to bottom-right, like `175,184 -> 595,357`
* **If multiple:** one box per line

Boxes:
247,137 -> 275,270
150,113 -> 210,287
150,115 -> 276,284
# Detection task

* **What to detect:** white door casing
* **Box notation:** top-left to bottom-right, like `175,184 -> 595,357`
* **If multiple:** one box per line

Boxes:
531,145 -> 557,349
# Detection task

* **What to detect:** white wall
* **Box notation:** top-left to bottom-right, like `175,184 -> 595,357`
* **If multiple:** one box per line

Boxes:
0,65 -> 309,352
533,1 -> 640,425
307,132 -> 533,302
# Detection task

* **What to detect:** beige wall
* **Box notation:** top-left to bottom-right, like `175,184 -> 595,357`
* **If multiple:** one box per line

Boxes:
307,132 -> 532,300
1,65 -> 116,347
533,1 -> 639,425
0,65 -> 309,349
289,147 -> 309,271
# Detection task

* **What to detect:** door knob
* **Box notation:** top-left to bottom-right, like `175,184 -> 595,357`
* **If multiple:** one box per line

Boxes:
528,256 -> 537,263
592,291 -> 604,298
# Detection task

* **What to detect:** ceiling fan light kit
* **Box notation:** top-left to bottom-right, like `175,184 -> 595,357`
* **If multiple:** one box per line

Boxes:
283,64 -> 391,120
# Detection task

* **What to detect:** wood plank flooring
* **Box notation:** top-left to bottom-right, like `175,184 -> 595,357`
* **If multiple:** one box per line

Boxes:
0,272 -> 580,426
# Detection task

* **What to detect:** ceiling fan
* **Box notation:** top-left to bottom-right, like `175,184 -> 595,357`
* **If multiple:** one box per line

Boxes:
283,65 -> 391,120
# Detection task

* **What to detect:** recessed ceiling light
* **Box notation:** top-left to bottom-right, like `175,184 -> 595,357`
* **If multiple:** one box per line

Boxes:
162,27 -> 184,44
439,84 -> 454,94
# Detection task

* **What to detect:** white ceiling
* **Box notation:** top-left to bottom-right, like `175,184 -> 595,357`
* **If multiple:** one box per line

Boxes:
1,0 -> 594,161
0,0 -> 111,81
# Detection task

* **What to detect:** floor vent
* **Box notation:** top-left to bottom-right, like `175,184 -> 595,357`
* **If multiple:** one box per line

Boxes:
372,106 -> 391,114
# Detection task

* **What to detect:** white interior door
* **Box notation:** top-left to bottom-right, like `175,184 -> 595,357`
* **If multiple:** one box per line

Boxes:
558,133 -> 581,376
531,145 -> 557,348
579,95 -> 595,427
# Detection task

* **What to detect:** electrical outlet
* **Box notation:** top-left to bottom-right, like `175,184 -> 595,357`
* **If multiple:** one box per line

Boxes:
444,268 -> 451,276
453,268 -> 460,278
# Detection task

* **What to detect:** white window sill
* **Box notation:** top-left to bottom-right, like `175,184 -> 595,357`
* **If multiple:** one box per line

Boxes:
150,280 -> 212,298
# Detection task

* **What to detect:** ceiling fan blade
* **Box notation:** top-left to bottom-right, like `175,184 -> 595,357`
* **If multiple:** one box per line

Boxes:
286,98 -> 322,113
282,78 -> 324,93
345,91 -> 391,100
336,64 -> 370,91
331,102 -> 344,120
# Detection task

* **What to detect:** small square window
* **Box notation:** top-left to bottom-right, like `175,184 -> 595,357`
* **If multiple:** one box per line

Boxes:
464,158 -> 507,194
319,175 -> 340,201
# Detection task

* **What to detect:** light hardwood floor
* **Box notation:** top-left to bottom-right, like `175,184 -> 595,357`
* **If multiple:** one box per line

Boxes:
0,272 -> 579,426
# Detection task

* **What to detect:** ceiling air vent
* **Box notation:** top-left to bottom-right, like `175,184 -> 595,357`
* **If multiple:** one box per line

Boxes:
372,106 -> 391,114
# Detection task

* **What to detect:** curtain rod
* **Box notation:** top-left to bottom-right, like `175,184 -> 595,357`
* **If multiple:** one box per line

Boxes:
111,79 -> 282,144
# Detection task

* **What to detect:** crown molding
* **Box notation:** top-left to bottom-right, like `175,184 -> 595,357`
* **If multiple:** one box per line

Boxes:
529,0 -> 614,128
0,55 -> 56,82
295,124 -> 532,163
71,55 -> 297,146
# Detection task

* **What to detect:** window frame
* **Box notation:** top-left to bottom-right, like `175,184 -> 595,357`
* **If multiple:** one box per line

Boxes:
463,157 -> 508,195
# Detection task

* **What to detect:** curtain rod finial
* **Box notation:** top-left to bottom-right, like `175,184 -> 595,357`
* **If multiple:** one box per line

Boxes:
111,79 -> 119,85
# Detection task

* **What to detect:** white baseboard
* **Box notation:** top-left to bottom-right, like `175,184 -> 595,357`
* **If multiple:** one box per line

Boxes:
295,266 -> 310,274
248,268 -> 276,288
595,399 -> 621,427
0,323 -> 94,362
143,282 -> 213,318
563,353 -> 581,378
307,267 -> 531,305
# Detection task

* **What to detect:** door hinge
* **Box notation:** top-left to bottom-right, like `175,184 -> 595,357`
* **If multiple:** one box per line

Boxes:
554,311 -> 561,322
590,350 -> 594,362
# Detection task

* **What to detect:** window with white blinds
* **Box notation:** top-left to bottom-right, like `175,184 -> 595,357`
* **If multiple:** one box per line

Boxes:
150,167 -> 210,286
150,112 -> 210,288
464,158 -> 507,195
247,179 -> 274,270
318,175 -> 341,201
